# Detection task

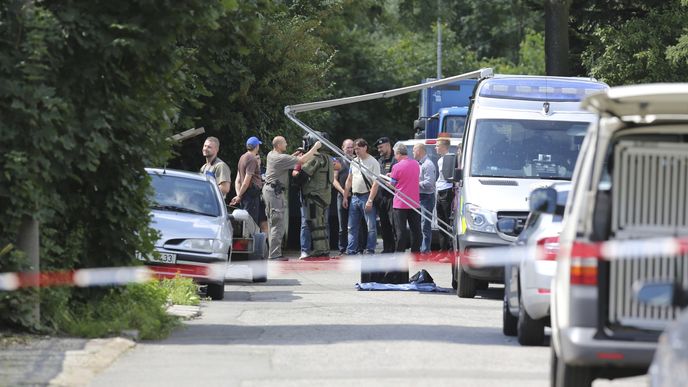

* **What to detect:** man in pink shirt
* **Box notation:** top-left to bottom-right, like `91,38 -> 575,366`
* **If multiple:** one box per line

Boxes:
389,142 -> 421,253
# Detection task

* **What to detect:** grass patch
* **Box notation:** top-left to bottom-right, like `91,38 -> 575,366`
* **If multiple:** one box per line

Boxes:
54,277 -> 199,340
159,275 -> 201,306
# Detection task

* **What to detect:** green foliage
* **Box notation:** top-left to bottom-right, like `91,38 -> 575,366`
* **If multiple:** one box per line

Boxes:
54,282 -> 179,340
0,0 -> 222,331
580,1 -> 688,85
159,276 -> 200,306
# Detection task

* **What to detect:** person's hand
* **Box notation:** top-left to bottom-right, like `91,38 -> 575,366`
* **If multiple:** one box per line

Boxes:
229,196 -> 241,206
342,196 -> 349,209
365,199 -> 373,212
292,170 -> 299,177
313,141 -> 322,150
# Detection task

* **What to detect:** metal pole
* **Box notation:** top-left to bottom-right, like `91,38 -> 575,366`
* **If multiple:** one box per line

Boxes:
17,216 -> 39,326
437,0 -> 442,79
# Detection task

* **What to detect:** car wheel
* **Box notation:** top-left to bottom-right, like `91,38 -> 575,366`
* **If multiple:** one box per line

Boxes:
517,294 -> 545,346
553,348 -> 593,387
251,233 -> 268,283
503,290 -> 517,336
456,263 -> 476,298
451,263 -> 457,290
476,280 -> 489,290
206,282 -> 225,300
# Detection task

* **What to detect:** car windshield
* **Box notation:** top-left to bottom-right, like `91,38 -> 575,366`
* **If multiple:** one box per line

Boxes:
443,116 -> 466,138
470,119 -> 589,179
149,174 -> 221,217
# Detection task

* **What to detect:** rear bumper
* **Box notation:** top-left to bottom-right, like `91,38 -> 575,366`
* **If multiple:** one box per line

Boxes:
459,230 -> 507,282
558,326 -> 656,368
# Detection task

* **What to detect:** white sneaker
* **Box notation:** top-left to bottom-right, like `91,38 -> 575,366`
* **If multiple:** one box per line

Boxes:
299,251 -> 311,259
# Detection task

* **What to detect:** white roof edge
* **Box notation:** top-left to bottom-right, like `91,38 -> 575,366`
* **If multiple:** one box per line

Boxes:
581,83 -> 688,115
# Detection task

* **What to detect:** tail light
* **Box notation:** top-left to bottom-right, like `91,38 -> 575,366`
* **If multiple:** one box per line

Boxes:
570,257 -> 598,285
536,236 -> 560,261
232,239 -> 252,252
425,139 -> 437,145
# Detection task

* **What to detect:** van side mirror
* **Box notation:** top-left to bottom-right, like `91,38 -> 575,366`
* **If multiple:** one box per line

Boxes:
442,153 -> 457,182
634,281 -> 688,308
496,218 -> 517,235
414,118 -> 428,131
529,187 -> 559,215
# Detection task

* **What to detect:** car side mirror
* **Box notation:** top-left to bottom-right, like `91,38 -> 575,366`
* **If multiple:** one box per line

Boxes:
634,281 -> 688,308
496,218 -> 517,235
529,187 -> 559,215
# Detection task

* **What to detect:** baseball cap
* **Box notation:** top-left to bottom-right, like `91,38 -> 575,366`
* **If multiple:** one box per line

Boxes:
374,137 -> 390,147
246,136 -> 262,147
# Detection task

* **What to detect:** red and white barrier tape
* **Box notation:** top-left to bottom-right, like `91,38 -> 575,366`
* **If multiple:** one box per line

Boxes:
2,236 -> 687,290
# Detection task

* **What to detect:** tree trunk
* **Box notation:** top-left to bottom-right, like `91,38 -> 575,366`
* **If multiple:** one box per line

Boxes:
545,0 -> 571,76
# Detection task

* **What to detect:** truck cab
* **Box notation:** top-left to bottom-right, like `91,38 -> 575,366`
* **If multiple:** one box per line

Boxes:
415,79 -> 476,139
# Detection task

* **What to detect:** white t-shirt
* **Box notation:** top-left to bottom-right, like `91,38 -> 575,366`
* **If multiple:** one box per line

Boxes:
349,155 -> 380,194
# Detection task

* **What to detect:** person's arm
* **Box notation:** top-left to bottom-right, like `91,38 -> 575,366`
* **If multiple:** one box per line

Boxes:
233,172 -> 241,196
218,181 -> 230,197
332,168 -> 345,195
296,141 -> 322,165
342,173 -> 352,209
230,173 -> 253,205
365,181 -> 378,212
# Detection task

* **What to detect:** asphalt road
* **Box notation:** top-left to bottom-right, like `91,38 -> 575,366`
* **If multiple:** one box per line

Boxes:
90,258 -> 647,387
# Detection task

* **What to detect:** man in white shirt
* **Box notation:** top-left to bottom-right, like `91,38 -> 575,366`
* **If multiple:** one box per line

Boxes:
342,138 -> 380,255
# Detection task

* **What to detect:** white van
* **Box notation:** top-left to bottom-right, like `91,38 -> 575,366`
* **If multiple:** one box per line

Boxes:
453,75 -> 607,298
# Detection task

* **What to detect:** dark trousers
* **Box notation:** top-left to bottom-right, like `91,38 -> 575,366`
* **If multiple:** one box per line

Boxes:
376,194 -> 396,253
241,188 -> 261,226
436,188 -> 455,251
393,208 -> 421,253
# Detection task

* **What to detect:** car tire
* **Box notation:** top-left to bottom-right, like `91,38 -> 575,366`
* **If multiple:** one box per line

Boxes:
517,294 -> 545,346
476,280 -> 489,290
503,290 -> 517,336
251,233 -> 268,283
552,347 -> 593,387
207,282 -> 225,300
456,263 -> 476,298
451,263 -> 457,290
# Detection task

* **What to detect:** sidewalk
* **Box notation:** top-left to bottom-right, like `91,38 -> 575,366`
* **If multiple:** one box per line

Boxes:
0,304 -> 201,387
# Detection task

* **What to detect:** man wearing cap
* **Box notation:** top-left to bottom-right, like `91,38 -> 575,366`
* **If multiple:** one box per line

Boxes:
375,136 -> 397,253
201,136 -> 232,198
230,136 -> 263,225
263,135 -> 322,260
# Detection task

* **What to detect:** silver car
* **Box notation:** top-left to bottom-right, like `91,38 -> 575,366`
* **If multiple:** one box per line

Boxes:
501,183 -> 570,346
143,168 -> 232,300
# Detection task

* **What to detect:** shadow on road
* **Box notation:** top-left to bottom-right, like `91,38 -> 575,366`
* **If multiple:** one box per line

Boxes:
162,323 -> 522,347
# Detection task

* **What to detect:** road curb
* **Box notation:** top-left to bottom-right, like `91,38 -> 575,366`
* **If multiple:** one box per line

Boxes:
167,304 -> 202,319
48,337 -> 135,386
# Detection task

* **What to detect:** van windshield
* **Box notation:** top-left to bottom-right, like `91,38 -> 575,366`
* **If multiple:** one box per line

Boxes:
470,119 -> 589,179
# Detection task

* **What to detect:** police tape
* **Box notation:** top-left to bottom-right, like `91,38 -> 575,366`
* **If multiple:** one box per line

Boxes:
1,236 -> 687,290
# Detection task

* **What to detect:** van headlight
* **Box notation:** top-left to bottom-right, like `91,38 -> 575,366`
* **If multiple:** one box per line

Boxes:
464,203 -> 497,233
176,239 -> 222,253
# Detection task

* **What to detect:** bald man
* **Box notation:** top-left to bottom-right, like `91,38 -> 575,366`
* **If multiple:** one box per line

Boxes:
263,135 -> 322,260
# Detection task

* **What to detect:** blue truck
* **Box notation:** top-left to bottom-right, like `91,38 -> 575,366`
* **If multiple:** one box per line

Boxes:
414,78 -> 477,139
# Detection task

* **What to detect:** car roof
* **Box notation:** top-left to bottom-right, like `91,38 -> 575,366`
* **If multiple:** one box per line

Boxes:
146,167 -> 210,182
581,83 -> 688,118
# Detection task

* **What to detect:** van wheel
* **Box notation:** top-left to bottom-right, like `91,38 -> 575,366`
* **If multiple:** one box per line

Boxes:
456,264 -> 476,298
251,233 -> 268,283
517,295 -> 545,345
206,283 -> 225,300
553,347 -> 593,387
477,280 -> 489,290
451,263 -> 457,290
502,291 -> 517,336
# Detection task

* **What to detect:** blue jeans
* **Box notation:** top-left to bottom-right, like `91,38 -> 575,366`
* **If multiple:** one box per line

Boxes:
419,193 -> 435,253
347,193 -> 377,254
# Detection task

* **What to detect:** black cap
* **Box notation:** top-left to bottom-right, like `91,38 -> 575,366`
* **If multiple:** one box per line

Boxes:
374,137 -> 390,147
